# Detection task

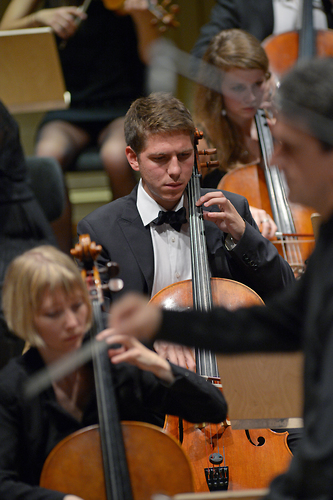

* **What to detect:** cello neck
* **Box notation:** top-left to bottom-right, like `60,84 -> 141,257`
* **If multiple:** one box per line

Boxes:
90,306 -> 133,500
255,111 -> 310,277
187,131 -> 219,379
187,152 -> 212,313
255,110 -> 296,236
299,0 -> 315,59
72,236 -> 133,500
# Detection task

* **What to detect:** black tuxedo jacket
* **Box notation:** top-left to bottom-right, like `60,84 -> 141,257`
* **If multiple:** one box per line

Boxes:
78,186 -> 294,302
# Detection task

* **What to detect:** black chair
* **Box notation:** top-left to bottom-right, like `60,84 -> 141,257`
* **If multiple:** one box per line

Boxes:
26,156 -> 65,222
67,146 -> 103,173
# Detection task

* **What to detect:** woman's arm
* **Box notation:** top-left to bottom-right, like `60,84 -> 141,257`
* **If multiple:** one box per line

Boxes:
97,329 -> 175,384
0,0 -> 41,30
0,0 -> 87,39
96,327 -> 227,424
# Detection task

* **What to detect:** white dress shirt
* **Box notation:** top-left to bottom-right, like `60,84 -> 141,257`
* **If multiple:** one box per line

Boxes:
273,0 -> 327,34
136,180 -> 192,298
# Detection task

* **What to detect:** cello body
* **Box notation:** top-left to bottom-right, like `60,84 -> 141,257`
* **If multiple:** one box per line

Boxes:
263,0 -> 333,80
218,108 -> 316,277
151,278 -> 292,492
40,422 -> 194,500
263,29 -> 333,80
218,163 -> 315,275
166,421 -> 290,492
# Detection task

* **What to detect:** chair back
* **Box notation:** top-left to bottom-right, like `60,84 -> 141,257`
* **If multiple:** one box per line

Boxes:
26,156 -> 65,222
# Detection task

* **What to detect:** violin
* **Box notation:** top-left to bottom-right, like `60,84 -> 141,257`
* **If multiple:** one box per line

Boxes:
150,131 -> 292,492
263,0 -> 333,80
39,234 -> 194,500
77,0 -> 179,32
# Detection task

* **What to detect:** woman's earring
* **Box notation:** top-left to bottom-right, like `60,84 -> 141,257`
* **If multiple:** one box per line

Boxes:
221,109 -> 227,116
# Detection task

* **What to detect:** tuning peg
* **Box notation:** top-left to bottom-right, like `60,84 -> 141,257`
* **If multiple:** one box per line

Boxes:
107,278 -> 124,293
163,14 -> 179,28
100,261 -> 124,293
200,160 -> 219,169
99,261 -> 119,278
198,148 -> 217,156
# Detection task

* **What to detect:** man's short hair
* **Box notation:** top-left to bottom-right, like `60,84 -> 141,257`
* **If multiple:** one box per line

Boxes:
124,92 -> 195,154
278,57 -> 333,150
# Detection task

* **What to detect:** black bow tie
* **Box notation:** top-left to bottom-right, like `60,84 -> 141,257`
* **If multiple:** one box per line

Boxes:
152,207 -> 187,232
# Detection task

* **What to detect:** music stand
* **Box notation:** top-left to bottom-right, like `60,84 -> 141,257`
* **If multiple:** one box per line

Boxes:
216,352 -> 304,430
0,27 -> 69,113
171,489 -> 269,500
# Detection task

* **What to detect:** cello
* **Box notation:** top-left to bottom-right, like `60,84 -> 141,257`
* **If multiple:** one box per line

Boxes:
218,109 -> 316,278
218,1 -> 326,276
151,131 -> 292,492
39,235 -> 194,500
262,0 -> 333,81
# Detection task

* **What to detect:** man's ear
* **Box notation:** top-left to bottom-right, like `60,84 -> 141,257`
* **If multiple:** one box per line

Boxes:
126,146 -> 140,172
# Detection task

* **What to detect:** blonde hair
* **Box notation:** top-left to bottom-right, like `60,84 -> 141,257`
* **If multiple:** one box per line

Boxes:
193,29 -> 270,172
2,246 -> 92,347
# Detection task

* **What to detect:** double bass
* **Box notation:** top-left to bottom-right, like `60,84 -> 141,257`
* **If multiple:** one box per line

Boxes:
151,131 -> 292,492
39,235 -> 194,500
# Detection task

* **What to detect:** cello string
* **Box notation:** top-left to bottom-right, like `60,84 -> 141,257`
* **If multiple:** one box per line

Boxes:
188,173 -> 217,377
272,164 -> 305,270
187,134 -> 224,475
256,110 -> 296,265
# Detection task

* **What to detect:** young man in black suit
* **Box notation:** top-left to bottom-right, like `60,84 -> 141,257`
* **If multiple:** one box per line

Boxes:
78,92 -> 294,367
